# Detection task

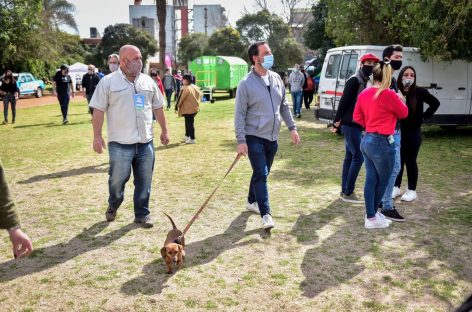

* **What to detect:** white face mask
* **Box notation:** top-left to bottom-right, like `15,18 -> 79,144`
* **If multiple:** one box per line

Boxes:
402,78 -> 414,87
109,63 -> 119,72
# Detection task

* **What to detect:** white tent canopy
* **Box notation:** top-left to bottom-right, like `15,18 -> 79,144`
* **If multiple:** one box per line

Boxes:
68,62 -> 88,72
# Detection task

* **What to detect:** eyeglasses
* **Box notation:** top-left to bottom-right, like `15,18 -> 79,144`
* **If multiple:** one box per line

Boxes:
88,68 -> 93,70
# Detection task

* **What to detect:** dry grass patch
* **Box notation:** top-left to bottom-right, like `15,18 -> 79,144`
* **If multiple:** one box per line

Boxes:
0,97 -> 471,311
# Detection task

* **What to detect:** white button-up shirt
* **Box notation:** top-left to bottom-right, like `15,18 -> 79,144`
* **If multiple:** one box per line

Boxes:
89,68 -> 164,144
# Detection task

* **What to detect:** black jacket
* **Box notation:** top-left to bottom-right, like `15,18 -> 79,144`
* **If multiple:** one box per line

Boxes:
81,73 -> 101,95
334,69 -> 369,128
400,87 -> 440,130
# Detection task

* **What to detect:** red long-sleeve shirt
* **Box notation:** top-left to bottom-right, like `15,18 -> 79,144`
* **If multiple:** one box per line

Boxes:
353,87 -> 408,135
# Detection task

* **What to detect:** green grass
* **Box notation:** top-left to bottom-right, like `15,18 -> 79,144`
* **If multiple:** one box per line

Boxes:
0,95 -> 471,311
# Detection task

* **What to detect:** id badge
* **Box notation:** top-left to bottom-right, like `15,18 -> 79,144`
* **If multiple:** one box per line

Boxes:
388,135 -> 395,144
133,94 -> 145,110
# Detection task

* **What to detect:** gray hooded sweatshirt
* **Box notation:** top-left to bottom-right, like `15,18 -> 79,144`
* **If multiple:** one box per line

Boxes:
288,70 -> 305,92
234,69 -> 296,144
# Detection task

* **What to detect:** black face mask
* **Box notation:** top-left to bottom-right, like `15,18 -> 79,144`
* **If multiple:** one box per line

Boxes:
390,60 -> 402,70
361,65 -> 374,77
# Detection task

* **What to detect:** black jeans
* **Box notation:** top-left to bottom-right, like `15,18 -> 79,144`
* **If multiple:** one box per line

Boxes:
303,90 -> 314,109
86,93 -> 93,115
395,128 -> 422,190
3,93 -> 16,122
57,93 -> 70,120
183,113 -> 197,139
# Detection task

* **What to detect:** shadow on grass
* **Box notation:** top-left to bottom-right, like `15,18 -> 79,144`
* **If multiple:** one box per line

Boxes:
13,119 -> 91,129
155,142 -> 181,151
422,126 -> 472,138
291,199 -> 368,298
0,221 -> 137,282
45,120 -> 91,127
13,122 -> 56,129
18,163 -> 108,184
292,198 -> 472,307
121,212 -> 260,295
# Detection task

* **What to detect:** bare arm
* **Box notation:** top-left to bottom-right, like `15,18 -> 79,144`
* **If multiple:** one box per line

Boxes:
153,107 -> 169,145
92,109 -> 106,153
69,82 -> 75,98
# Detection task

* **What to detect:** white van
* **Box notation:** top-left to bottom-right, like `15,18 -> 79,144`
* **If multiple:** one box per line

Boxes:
315,45 -> 472,127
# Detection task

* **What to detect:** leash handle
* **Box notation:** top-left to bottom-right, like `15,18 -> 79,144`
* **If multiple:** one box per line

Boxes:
182,154 -> 241,236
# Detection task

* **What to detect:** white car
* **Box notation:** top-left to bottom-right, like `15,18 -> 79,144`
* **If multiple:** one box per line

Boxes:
0,72 -> 45,98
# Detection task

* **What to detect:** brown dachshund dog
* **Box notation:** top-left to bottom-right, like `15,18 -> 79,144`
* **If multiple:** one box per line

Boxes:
161,213 -> 185,274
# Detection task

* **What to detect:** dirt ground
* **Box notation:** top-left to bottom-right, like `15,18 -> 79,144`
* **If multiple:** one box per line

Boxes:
16,93 -> 86,109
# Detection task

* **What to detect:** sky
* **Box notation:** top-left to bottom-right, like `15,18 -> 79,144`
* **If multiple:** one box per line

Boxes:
66,0 -> 298,38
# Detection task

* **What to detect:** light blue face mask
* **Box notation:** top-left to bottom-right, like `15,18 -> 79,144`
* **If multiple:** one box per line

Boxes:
261,54 -> 274,70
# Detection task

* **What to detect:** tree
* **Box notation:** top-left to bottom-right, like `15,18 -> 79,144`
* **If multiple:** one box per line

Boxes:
237,10 -> 304,71
41,0 -> 78,32
178,33 -> 209,66
98,24 -> 158,66
319,0 -> 472,61
207,26 -> 245,57
155,0 -> 167,71
410,0 -> 472,61
303,0 -> 334,59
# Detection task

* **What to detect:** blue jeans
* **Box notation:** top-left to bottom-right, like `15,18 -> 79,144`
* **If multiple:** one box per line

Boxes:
3,93 -> 16,121
381,130 -> 401,210
57,93 -> 70,120
341,125 -> 364,195
360,133 -> 396,218
246,135 -> 278,217
291,91 -> 303,115
165,89 -> 173,109
108,141 -> 155,219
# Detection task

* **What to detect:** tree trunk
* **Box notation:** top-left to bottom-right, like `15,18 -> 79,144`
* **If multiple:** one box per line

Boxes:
156,0 -> 167,72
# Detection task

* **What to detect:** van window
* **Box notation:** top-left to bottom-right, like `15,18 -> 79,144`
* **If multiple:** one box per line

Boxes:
25,75 -> 33,82
325,54 -> 342,78
339,54 -> 359,80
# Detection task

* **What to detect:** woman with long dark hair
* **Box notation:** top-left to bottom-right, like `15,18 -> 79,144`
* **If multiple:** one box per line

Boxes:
353,61 -> 408,229
0,70 -> 19,124
393,66 -> 440,202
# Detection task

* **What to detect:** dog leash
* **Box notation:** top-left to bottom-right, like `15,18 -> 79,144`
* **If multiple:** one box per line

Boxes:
181,154 -> 241,237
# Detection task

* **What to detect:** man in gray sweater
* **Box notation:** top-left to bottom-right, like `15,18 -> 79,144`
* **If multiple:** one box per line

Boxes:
234,41 -> 301,229
288,63 -> 305,118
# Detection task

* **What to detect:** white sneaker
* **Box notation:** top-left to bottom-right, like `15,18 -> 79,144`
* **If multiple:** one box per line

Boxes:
182,136 -> 190,142
401,189 -> 417,202
262,214 -> 275,229
392,186 -> 402,199
246,201 -> 259,214
376,212 -> 392,225
364,215 -> 389,229
185,138 -> 196,144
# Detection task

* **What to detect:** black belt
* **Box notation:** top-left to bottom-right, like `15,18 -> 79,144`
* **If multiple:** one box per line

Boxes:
366,132 -> 390,138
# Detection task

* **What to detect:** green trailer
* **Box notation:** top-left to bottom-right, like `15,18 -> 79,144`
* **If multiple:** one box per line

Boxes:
189,56 -> 248,102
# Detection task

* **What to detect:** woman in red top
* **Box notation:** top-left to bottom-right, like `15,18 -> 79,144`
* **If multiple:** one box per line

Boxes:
149,68 -> 164,95
353,61 -> 408,229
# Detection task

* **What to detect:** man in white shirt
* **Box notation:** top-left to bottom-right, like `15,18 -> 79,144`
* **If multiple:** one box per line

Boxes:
89,45 -> 169,226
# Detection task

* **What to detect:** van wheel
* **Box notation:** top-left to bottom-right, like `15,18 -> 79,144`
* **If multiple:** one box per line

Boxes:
211,99 -> 215,103
229,88 -> 236,98
440,125 -> 457,131
35,87 -> 42,98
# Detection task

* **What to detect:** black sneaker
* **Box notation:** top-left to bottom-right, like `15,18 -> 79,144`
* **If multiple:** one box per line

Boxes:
105,207 -> 117,222
381,208 -> 405,222
134,215 -> 153,228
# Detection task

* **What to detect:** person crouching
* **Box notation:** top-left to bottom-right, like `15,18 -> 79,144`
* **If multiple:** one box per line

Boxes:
175,74 -> 202,144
